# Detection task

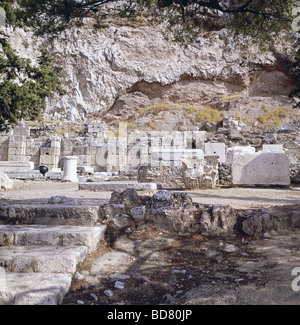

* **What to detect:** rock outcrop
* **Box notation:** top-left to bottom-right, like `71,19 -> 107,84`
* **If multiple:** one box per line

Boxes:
6,22 -> 295,122
239,205 -> 300,237
144,190 -> 198,234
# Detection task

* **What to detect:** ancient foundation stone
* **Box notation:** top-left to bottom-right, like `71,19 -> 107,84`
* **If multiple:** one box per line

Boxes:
0,205 -> 100,226
239,205 -> 300,237
109,188 -> 142,211
0,224 -> 106,253
197,205 -> 238,234
0,245 -> 87,273
0,273 -> 72,305
0,161 -> 34,171
0,172 -> 13,190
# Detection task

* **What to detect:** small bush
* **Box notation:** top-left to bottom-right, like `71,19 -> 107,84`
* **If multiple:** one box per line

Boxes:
195,106 -> 224,123
147,121 -> 158,130
127,122 -> 138,130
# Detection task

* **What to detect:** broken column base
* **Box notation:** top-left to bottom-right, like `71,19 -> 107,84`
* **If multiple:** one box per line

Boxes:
61,156 -> 79,183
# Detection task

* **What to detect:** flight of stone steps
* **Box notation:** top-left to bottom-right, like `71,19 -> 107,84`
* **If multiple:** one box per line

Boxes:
0,201 -> 107,305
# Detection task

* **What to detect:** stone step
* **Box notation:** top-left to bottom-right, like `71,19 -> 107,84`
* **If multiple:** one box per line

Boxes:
0,224 -> 106,253
0,272 -> 72,305
0,245 -> 87,274
0,204 -> 100,226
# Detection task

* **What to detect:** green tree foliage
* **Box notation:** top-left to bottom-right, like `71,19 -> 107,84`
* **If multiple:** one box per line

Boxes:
0,0 -> 66,131
12,0 -> 296,38
0,34 -> 66,131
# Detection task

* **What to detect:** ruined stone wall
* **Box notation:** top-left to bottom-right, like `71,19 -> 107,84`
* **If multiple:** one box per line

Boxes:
0,124 -> 206,172
0,114 -> 298,185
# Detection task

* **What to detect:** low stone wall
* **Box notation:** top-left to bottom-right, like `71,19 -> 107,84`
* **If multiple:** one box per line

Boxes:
236,204 -> 300,237
99,188 -> 300,237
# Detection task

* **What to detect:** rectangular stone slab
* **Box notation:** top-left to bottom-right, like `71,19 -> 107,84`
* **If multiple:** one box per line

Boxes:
79,181 -> 158,191
0,161 -> 34,171
0,272 -> 72,305
0,205 -> 100,226
0,224 -> 106,253
232,152 -> 290,186
0,245 -> 87,274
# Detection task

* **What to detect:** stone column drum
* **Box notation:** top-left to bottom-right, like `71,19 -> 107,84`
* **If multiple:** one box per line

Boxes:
62,156 -> 79,182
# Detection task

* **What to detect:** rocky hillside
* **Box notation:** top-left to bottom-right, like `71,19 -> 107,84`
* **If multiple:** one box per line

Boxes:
7,19 -> 299,130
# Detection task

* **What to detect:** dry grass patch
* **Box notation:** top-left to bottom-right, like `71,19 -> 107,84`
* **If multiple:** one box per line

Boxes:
257,106 -> 294,127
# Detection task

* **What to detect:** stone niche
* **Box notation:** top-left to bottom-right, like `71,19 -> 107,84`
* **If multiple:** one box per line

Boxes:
231,151 -> 290,186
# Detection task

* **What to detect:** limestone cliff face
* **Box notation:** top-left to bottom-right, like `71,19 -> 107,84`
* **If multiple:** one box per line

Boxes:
8,22 -> 296,122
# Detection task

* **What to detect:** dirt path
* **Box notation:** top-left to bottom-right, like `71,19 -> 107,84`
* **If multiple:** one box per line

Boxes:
1,180 -> 299,209
185,186 -> 300,209
0,180 -> 112,205
63,224 -> 300,305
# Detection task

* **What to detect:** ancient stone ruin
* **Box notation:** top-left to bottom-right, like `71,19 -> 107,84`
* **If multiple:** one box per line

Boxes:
0,10 -> 300,306
0,113 -> 298,190
0,115 -> 299,305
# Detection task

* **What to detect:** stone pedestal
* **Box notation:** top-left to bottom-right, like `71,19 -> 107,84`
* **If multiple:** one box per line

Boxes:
62,156 -> 79,182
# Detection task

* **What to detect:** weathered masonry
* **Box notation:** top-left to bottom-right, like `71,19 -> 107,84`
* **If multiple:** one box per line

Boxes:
0,124 -> 208,172
0,116 -> 298,187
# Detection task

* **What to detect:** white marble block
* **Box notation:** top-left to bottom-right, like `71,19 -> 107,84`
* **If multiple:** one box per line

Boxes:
232,152 -> 290,186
